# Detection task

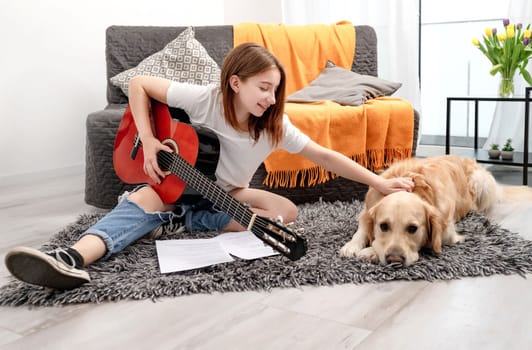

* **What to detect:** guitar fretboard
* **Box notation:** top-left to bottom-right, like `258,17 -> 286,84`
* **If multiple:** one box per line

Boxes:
157,151 -> 255,229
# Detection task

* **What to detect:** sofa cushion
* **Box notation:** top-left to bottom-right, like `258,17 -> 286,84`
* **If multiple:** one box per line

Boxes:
110,27 -> 221,96
287,61 -> 401,106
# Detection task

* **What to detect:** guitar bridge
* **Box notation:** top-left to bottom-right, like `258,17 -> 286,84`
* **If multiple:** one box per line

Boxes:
130,133 -> 141,160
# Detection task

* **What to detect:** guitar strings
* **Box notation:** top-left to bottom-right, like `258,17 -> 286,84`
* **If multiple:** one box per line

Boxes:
157,151 -> 298,247
157,152 -> 262,227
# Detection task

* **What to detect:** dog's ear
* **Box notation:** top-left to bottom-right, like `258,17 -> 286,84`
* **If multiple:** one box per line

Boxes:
409,173 -> 436,204
364,187 -> 383,209
360,205 -> 377,243
424,203 -> 445,253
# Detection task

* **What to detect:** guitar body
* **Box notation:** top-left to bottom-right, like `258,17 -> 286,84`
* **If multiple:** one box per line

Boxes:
113,101 -> 219,204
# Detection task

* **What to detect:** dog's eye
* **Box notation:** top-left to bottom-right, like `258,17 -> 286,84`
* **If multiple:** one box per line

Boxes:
380,223 -> 389,232
407,225 -> 418,234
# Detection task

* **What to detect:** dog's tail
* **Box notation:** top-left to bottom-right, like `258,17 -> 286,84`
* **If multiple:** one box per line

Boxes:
471,167 -> 532,212
469,166 -> 503,214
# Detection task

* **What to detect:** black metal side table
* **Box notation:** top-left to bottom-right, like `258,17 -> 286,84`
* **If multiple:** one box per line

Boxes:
445,86 -> 531,185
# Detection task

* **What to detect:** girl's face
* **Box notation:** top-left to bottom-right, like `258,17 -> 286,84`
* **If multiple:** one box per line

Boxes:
231,66 -> 281,121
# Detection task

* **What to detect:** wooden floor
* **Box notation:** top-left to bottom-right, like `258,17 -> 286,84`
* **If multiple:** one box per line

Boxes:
1,159 -> 532,349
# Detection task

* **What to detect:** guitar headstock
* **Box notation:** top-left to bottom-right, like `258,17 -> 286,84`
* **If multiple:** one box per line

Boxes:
250,216 -> 307,261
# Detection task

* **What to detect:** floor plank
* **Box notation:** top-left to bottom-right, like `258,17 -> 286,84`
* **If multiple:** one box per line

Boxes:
356,275 -> 532,350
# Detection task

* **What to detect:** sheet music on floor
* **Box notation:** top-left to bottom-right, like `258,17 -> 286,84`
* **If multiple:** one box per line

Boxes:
155,231 -> 279,273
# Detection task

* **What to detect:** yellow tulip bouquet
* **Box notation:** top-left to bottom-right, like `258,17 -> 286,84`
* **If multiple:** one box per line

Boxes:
472,19 -> 532,97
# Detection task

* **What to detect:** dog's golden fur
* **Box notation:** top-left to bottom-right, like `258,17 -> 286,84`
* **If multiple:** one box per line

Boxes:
339,154 -> 528,266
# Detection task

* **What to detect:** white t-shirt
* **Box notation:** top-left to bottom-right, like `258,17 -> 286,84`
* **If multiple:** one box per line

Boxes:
166,82 -> 310,192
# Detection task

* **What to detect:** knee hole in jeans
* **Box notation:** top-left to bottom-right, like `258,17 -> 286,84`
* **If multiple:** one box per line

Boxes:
128,186 -> 172,213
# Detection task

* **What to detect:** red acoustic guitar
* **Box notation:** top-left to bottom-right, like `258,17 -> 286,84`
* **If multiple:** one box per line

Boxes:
113,101 -> 307,261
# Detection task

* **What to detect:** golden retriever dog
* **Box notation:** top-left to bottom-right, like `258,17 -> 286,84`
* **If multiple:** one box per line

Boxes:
339,154 -> 529,266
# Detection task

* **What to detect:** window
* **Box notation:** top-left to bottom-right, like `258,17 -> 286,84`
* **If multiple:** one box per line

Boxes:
420,0 -> 510,146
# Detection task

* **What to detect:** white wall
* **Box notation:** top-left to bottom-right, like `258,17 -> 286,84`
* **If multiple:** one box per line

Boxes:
1,0 -> 282,184
224,0 -> 282,24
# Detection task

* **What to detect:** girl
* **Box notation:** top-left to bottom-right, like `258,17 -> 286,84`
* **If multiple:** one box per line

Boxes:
5,43 -> 413,290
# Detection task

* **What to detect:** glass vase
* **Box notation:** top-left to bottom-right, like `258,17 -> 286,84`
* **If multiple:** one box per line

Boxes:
499,75 -> 515,98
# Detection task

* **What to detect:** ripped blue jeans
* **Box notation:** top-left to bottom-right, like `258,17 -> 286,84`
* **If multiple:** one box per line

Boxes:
82,186 -> 231,260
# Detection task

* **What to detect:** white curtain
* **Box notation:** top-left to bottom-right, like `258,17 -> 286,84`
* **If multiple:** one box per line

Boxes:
483,0 -> 532,152
281,0 -> 421,111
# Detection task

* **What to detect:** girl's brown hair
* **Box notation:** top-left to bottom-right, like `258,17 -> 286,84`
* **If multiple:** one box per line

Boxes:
220,43 -> 286,147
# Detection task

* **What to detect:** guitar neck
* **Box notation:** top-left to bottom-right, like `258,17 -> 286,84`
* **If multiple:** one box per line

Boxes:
158,151 -> 254,228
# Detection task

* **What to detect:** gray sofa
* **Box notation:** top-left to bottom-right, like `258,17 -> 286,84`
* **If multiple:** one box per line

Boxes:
85,24 -> 419,209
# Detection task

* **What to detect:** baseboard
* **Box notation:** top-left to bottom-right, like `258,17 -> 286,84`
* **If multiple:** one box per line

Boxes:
420,135 -> 488,148
0,164 -> 84,189
416,144 -> 474,158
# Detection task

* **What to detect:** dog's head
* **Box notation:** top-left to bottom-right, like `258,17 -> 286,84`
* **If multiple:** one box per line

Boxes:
362,191 -> 445,266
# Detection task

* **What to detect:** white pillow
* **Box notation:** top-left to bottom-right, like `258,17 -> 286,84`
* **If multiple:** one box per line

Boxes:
110,27 -> 221,96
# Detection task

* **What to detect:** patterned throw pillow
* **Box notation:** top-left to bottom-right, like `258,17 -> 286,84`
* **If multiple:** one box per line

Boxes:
110,27 -> 221,96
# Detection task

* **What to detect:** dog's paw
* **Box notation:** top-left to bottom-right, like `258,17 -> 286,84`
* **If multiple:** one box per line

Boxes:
339,240 -> 365,258
454,234 -> 465,244
356,247 -> 379,263
339,232 -> 368,258
446,232 -> 465,245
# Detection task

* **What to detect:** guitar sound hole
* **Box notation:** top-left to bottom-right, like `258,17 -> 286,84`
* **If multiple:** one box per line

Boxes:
160,139 -> 179,175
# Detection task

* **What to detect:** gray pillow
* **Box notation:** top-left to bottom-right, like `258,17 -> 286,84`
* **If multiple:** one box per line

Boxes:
110,27 -> 221,96
287,61 -> 402,106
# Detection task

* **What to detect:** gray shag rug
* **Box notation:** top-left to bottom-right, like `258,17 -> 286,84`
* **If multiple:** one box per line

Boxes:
1,200 -> 532,306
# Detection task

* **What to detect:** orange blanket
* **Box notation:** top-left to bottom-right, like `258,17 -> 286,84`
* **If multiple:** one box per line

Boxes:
262,98 -> 414,188
233,22 -> 413,188
233,21 -> 355,95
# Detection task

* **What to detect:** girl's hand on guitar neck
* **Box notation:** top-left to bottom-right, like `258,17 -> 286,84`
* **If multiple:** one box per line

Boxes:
141,136 -> 172,184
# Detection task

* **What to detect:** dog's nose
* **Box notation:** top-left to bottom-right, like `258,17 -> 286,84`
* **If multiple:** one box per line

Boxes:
385,253 -> 405,265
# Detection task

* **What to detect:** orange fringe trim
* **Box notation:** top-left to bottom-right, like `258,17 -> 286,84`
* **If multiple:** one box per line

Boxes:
262,148 -> 412,188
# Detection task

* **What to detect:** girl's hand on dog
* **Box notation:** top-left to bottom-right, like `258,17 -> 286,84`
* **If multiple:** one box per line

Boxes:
375,177 -> 414,195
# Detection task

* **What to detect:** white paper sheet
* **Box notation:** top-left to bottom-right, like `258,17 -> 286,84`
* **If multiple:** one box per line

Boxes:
155,239 -> 234,274
155,231 -> 279,273
215,231 -> 279,260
